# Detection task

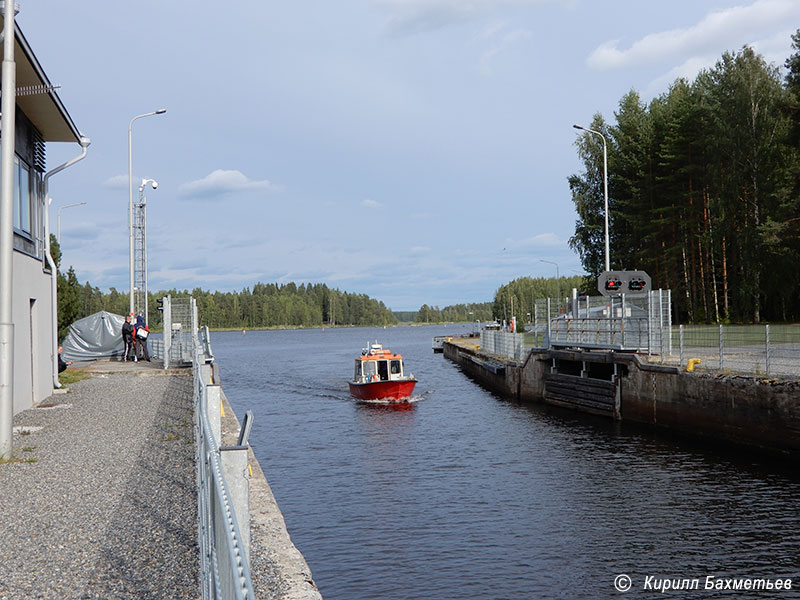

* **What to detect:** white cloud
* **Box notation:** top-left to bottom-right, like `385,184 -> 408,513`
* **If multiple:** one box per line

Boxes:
513,232 -> 563,248
644,29 -> 797,96
478,21 -> 507,41
378,0 -> 554,35
102,174 -> 129,189
479,27 -> 531,74
587,0 -> 800,71
644,54 -> 720,96
361,198 -> 383,208
178,169 -> 277,198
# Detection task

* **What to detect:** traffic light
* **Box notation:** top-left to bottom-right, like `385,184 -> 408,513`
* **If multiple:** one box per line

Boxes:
628,278 -> 646,291
156,297 -> 165,312
597,270 -> 651,297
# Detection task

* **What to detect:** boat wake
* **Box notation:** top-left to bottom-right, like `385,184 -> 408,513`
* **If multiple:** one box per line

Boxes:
355,394 -> 425,407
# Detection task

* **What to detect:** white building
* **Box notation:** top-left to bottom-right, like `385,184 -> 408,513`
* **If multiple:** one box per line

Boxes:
4,16 -> 85,414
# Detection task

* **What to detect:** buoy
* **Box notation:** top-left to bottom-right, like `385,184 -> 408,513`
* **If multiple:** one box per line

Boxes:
686,358 -> 702,372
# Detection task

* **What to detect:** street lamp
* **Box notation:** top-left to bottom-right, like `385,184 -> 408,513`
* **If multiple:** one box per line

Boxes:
540,259 -> 560,300
573,124 -> 610,272
128,108 -> 165,315
56,201 -> 86,242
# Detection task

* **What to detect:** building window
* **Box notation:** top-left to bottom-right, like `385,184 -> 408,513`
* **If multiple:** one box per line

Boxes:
13,156 -> 32,236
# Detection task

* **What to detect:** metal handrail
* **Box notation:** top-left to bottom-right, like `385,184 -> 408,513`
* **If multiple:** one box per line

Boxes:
193,334 -> 256,599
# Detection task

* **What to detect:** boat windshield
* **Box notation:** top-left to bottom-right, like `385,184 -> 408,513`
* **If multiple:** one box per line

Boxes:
354,361 -> 363,379
390,359 -> 401,375
363,361 -> 377,377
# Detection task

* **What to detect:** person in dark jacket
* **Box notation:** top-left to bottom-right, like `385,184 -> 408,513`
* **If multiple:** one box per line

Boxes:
135,314 -> 150,361
122,314 -> 136,362
58,345 -> 72,373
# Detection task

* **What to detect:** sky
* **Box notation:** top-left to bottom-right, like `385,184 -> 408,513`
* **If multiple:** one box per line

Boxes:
19,0 -> 800,311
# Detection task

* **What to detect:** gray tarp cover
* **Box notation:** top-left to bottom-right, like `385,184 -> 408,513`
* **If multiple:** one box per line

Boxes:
61,311 -> 125,361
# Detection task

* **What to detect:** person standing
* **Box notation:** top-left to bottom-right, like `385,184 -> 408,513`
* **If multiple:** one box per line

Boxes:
58,345 -> 72,373
135,314 -> 150,361
122,314 -> 136,362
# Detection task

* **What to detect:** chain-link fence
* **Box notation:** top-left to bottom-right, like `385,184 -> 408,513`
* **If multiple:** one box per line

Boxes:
482,317 -> 800,378
674,324 -> 800,377
480,330 -> 527,360
150,295 -> 198,368
526,291 -> 672,354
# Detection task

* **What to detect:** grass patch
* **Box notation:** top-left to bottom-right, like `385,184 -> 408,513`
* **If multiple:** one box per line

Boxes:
59,368 -> 89,386
0,454 -> 37,465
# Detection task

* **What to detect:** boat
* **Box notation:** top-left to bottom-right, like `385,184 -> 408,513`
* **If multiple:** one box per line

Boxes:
349,342 -> 417,401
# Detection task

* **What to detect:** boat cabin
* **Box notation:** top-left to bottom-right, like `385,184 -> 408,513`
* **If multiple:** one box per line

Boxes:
354,343 -> 406,383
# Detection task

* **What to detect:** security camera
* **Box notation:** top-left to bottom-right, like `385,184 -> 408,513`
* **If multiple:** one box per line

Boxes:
151,181 -> 158,189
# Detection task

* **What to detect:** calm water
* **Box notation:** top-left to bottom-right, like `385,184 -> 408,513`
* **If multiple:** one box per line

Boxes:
213,325 -> 800,599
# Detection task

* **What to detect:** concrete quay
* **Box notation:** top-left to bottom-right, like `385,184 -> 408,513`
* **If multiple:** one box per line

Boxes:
444,337 -> 800,458
0,358 -> 322,600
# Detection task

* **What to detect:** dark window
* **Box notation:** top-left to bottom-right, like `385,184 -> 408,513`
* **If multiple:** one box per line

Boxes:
377,360 -> 389,381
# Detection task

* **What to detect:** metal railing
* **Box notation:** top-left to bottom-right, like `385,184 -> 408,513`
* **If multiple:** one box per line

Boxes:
676,323 -> 800,377
148,295 -> 256,597
481,301 -> 800,378
193,331 -> 256,599
150,296 -> 199,368
480,330 -> 526,360
549,316 -> 651,350
530,290 -> 672,354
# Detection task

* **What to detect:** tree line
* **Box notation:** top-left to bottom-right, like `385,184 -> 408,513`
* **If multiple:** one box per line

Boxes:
413,303 -> 494,323
53,235 -> 498,337
493,275 -> 587,323
569,32 -> 800,324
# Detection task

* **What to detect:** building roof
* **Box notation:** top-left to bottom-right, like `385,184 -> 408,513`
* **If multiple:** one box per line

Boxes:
0,16 -> 82,144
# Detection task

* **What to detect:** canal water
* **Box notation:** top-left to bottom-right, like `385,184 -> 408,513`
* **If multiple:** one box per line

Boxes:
213,325 -> 800,599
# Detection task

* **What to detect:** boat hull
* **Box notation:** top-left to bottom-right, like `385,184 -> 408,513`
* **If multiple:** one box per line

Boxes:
348,379 -> 417,401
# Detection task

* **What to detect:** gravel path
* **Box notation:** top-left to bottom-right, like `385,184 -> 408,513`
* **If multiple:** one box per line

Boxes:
0,372 -> 198,599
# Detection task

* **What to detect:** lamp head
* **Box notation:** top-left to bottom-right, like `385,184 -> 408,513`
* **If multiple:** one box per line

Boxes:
139,178 -> 158,191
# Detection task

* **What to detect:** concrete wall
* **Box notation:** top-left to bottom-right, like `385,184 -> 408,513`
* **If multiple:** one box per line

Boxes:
622,365 -> 800,456
443,343 -> 519,397
444,340 -> 800,458
12,250 -> 54,414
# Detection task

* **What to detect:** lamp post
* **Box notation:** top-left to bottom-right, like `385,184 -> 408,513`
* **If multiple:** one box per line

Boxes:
573,124 -> 610,272
57,201 -> 86,242
540,259 -> 560,300
128,109 -> 165,316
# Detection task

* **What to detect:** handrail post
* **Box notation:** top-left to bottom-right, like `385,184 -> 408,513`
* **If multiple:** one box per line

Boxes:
219,446 -> 251,561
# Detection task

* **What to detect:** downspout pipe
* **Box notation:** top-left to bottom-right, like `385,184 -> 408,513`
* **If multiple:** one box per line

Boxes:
44,136 -> 90,389
0,0 -> 19,459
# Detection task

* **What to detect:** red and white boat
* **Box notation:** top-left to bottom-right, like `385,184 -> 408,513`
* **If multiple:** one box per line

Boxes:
349,342 -> 417,401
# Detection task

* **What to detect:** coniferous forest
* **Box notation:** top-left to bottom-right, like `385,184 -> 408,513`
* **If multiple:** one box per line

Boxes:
569,33 -> 800,324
